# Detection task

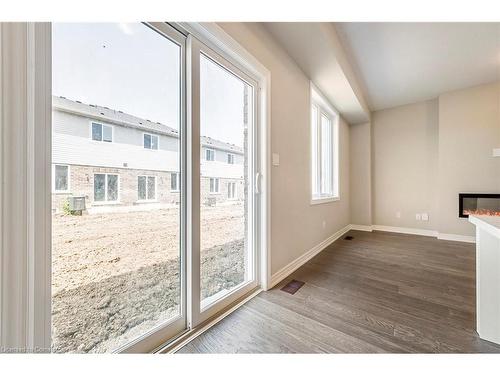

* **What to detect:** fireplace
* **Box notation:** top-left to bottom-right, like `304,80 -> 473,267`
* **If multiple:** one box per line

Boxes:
459,193 -> 500,218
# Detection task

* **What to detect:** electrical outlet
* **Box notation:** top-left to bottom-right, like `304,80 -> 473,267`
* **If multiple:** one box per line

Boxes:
421,213 -> 429,221
396,211 -> 401,218
416,213 -> 421,221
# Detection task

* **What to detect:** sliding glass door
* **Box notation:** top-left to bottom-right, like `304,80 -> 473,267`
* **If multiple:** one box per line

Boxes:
51,23 -> 260,352
51,22 -> 186,353
189,38 -> 259,326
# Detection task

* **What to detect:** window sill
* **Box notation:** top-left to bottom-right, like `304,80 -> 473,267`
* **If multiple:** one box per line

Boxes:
170,190 -> 180,193
53,191 -> 71,195
310,196 -> 340,205
92,201 -> 121,206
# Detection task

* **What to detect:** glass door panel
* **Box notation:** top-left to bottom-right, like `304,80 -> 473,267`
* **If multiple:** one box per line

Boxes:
198,50 -> 257,312
51,22 -> 185,353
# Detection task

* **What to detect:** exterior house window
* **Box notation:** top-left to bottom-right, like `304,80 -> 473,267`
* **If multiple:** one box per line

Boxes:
311,84 -> 339,203
205,148 -> 215,161
53,164 -> 70,192
138,176 -> 156,201
227,153 -> 234,164
170,172 -> 180,192
91,122 -> 113,142
227,182 -> 236,199
144,133 -> 159,150
209,177 -> 219,193
94,173 -> 119,202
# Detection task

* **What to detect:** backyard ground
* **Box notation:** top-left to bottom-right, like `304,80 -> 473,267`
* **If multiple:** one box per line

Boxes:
51,204 -> 245,353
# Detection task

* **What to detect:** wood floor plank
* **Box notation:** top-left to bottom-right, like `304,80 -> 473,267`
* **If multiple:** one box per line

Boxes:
177,230 -> 500,353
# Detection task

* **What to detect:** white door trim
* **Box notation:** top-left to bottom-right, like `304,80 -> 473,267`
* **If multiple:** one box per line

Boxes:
0,22 -> 52,353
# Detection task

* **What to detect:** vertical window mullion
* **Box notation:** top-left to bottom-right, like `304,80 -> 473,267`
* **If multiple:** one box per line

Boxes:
318,109 -> 323,196
330,118 -> 334,196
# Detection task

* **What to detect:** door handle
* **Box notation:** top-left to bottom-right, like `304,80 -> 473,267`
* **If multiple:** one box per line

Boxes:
255,172 -> 262,194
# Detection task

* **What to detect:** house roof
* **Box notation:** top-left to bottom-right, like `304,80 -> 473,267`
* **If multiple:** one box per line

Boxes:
52,96 -> 244,154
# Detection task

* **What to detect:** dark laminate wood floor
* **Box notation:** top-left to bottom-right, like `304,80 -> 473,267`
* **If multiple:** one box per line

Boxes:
178,230 -> 500,353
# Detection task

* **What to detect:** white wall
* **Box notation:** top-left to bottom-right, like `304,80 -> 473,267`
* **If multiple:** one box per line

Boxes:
350,122 -> 372,226
370,82 -> 500,237
437,82 -> 500,236
372,99 -> 438,230
218,23 -> 351,275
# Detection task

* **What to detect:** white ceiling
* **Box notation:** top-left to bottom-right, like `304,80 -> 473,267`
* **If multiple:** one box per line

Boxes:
336,23 -> 500,111
263,23 -> 370,124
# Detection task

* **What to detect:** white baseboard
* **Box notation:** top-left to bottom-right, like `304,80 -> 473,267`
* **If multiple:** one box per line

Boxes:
350,224 -> 373,232
372,225 -> 438,238
372,225 -> 476,243
437,233 -> 476,243
269,224 -> 351,288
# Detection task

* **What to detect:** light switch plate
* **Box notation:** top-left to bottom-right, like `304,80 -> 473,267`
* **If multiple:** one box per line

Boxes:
416,213 -> 421,221
272,153 -> 280,166
421,213 -> 429,221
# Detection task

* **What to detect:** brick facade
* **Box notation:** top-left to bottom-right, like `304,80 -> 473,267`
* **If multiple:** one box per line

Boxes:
52,164 -> 244,213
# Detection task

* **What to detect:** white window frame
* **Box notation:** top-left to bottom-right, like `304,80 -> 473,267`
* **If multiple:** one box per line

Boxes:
209,177 -> 220,194
227,153 -> 234,164
137,175 -> 157,202
52,164 -> 70,193
227,181 -> 237,200
93,173 -> 120,204
205,148 -> 215,161
310,83 -> 339,205
170,172 -> 180,192
90,121 -> 113,143
143,132 -> 159,150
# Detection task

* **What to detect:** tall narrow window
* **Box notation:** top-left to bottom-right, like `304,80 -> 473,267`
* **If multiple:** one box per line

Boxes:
94,174 -> 119,202
205,148 -> 215,161
138,176 -> 156,201
311,84 -> 339,203
227,153 -> 234,164
53,165 -> 70,192
170,172 -> 179,192
209,177 -> 219,193
227,182 -> 236,199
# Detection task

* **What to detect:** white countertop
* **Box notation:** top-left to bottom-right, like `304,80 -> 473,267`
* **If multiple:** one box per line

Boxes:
469,215 -> 500,238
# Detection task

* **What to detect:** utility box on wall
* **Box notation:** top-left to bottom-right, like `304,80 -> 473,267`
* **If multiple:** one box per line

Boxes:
68,196 -> 86,212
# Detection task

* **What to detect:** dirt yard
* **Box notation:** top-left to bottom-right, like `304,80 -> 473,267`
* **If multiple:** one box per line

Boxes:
51,204 -> 245,353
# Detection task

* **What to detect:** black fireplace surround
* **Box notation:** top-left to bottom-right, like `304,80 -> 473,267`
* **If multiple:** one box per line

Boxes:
459,193 -> 500,218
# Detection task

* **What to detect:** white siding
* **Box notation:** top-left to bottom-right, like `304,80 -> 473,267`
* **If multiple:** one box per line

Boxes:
53,132 -> 180,172
53,109 -> 244,178
201,160 -> 244,179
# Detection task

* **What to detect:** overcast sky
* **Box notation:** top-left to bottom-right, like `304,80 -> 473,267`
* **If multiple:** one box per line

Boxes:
52,23 -> 246,147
